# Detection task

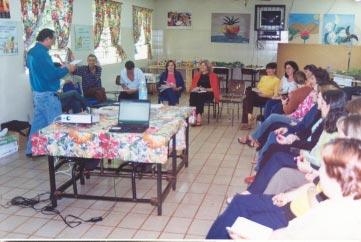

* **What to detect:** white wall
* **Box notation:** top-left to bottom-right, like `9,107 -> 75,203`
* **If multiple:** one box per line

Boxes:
152,0 -> 361,65
0,0 -> 155,124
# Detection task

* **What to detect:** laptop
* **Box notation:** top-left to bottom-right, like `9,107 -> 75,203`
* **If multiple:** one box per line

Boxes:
109,100 -> 150,133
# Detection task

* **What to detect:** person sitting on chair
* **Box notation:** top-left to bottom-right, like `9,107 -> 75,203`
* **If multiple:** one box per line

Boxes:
189,60 -> 220,126
240,62 -> 280,130
73,54 -> 107,102
119,60 -> 145,100
158,60 -> 185,105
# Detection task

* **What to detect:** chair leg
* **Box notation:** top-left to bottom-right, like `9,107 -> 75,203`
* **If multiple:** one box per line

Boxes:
207,103 -> 211,124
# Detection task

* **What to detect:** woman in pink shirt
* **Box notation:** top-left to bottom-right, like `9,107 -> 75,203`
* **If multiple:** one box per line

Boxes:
157,60 -> 185,105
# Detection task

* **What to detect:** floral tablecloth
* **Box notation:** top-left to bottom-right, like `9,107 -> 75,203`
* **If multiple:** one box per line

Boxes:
32,105 -> 192,164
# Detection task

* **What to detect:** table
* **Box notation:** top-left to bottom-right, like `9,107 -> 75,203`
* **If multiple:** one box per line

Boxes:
148,64 -> 196,92
32,105 -> 193,215
242,66 -> 265,87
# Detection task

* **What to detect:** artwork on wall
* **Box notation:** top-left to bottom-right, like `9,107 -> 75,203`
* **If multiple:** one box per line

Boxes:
167,12 -> 192,29
288,13 -> 320,44
322,14 -> 356,45
74,25 -> 92,51
0,21 -> 18,56
211,13 -> 250,43
0,0 -> 10,18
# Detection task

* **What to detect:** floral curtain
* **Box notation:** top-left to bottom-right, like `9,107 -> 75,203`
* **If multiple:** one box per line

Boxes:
107,1 -> 126,59
50,0 -> 74,49
132,6 -> 153,59
20,0 -> 47,49
94,0 -> 106,49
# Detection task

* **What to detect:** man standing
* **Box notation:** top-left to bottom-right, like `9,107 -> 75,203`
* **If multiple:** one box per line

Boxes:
26,28 -> 75,156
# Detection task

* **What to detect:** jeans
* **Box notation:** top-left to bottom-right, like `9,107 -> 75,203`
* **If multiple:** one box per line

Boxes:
263,99 -> 283,120
248,151 -> 297,194
251,114 -> 295,141
255,132 -> 278,171
26,91 -> 62,155
159,88 -> 180,105
206,194 -> 288,239
60,90 -> 87,113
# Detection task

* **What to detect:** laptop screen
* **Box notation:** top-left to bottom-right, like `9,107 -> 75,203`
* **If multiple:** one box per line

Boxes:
118,100 -> 150,124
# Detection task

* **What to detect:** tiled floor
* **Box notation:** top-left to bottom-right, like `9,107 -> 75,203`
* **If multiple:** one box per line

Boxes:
0,97 -> 256,239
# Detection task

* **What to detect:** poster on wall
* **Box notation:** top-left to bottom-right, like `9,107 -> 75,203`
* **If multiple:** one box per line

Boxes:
211,13 -> 250,43
0,21 -> 18,56
0,0 -> 10,18
322,14 -> 356,45
167,12 -> 192,29
74,25 -> 92,51
288,13 -> 320,44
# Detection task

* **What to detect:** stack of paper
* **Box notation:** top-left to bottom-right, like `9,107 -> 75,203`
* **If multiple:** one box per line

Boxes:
0,134 -> 18,159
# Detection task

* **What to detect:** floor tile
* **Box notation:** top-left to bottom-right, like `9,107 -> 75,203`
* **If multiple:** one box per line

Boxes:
187,219 -> 214,236
173,203 -> 199,218
141,215 -> 170,231
0,215 -> 29,232
81,225 -> 113,239
132,229 -> 160,239
117,213 -> 148,229
107,227 -> 137,239
164,217 -> 192,234
159,232 -> 185,239
14,217 -> 48,235
33,220 -> 67,238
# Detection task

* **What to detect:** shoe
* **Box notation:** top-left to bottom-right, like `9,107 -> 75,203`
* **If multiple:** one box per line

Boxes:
244,175 -> 255,184
25,153 -> 32,158
0,128 -> 8,137
239,123 -> 252,130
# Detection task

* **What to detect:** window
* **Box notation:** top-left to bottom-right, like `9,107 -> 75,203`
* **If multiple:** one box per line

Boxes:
92,0 -> 123,65
135,27 -> 148,60
94,20 -> 122,65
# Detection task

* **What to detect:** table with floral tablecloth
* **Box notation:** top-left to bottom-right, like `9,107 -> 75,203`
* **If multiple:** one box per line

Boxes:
32,105 -> 193,164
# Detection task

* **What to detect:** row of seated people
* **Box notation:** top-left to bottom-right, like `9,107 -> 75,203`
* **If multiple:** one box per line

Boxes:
206,66 -> 361,239
58,55 -> 222,127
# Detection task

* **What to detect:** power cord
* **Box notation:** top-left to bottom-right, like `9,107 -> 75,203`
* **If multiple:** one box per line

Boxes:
1,192 -> 103,228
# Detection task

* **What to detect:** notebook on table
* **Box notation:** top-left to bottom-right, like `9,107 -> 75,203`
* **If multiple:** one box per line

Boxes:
109,99 -> 150,133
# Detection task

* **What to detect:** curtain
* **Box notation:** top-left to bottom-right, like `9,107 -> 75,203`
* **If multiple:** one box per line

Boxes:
143,9 -> 153,59
20,0 -> 47,49
94,0 -> 106,49
107,1 -> 126,59
132,6 -> 153,59
50,0 -> 74,49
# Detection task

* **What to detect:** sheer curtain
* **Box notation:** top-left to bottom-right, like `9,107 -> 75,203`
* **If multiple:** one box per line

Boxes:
133,6 -> 153,59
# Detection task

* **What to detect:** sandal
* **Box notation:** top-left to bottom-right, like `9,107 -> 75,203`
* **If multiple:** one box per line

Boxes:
244,175 -> 256,184
237,136 -> 257,148
239,123 -> 252,130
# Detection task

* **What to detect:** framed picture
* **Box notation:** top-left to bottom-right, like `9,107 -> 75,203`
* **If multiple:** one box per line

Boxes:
211,13 -> 250,43
322,14 -> 356,45
255,5 -> 285,31
0,0 -> 10,18
288,13 -> 320,44
167,11 -> 192,29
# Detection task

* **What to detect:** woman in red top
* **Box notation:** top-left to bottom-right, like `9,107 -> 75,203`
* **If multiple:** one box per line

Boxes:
189,60 -> 220,126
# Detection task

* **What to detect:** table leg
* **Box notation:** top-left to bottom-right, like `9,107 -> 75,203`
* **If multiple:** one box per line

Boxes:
185,118 -> 189,168
172,136 -> 177,190
48,156 -> 57,208
156,163 -> 162,215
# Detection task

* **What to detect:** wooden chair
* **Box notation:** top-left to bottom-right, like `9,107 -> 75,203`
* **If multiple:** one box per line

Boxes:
219,80 -> 245,126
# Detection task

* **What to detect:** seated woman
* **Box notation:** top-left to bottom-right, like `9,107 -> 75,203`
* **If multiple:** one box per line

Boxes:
118,60 -> 145,100
262,61 -> 299,120
189,60 -> 220,126
246,89 -> 347,195
207,138 -> 361,239
73,54 -> 107,102
157,60 -> 185,105
238,67 -> 330,148
240,62 -> 280,129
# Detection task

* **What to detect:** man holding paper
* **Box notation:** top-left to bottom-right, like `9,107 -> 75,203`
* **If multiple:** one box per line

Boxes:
73,54 -> 107,102
26,28 -> 75,157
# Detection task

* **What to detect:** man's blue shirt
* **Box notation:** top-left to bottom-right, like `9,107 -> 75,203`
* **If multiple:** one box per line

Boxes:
27,42 -> 68,92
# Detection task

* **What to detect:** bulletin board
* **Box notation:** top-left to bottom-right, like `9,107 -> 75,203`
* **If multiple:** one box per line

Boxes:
277,43 -> 361,75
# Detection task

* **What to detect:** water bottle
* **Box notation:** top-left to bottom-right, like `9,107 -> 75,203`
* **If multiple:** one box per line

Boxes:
139,78 -> 148,100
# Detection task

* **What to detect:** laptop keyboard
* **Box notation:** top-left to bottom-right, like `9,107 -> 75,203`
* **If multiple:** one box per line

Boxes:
109,124 -> 148,133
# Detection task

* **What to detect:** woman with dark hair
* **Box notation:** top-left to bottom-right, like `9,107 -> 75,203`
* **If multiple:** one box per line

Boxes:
240,62 -> 280,129
157,60 -> 185,105
261,61 -> 300,121
238,67 -> 330,148
208,138 -> 361,239
245,89 -> 347,194
189,60 -> 220,125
